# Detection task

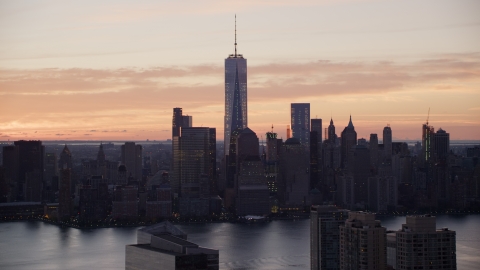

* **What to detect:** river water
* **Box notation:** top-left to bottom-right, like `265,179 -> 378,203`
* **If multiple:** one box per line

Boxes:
0,215 -> 479,270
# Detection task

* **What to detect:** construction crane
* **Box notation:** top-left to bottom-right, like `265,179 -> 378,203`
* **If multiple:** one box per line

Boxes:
426,107 -> 430,125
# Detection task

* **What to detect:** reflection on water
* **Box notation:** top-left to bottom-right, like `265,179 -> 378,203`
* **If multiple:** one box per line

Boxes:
0,215 -> 479,270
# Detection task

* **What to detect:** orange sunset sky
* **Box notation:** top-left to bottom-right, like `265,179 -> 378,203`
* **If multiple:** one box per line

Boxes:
1,0 -> 479,141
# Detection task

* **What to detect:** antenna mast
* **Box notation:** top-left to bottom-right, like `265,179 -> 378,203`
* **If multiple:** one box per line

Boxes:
234,14 -> 237,57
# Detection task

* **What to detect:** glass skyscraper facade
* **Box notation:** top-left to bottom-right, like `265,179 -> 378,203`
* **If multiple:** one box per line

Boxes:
224,54 -> 247,155
290,103 -> 310,147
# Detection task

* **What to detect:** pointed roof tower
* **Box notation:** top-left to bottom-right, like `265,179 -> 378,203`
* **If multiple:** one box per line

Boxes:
347,115 -> 354,129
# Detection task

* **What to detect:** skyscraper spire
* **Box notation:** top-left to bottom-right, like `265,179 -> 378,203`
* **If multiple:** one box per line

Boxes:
234,14 -> 237,57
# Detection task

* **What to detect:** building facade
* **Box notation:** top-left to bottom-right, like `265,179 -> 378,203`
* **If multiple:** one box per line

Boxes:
339,212 -> 387,270
310,205 -> 349,270
394,215 -> 456,270
224,42 -> 247,156
290,103 -> 310,147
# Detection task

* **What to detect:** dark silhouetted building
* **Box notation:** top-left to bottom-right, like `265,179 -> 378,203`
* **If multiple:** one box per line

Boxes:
340,116 -> 357,169
278,138 -> 309,208
121,142 -> 143,181
58,168 -> 72,221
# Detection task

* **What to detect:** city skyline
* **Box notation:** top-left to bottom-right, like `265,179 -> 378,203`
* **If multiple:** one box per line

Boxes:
1,0 -> 480,141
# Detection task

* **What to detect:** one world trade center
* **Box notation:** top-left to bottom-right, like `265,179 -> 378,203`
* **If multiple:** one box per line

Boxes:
224,16 -> 247,155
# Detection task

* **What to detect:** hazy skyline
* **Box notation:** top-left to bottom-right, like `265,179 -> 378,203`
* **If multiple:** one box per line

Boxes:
1,0 -> 479,141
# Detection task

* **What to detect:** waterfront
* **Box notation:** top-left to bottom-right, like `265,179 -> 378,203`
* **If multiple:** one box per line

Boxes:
0,215 -> 479,270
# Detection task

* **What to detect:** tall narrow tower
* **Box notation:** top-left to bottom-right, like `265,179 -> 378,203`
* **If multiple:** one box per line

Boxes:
224,15 -> 247,155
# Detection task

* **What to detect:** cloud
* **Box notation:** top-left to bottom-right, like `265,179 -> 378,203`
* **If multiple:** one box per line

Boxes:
0,53 -> 479,140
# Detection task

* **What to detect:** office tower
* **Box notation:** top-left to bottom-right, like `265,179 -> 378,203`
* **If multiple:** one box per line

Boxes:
236,127 -> 259,167
266,131 -> 279,163
340,116 -> 357,169
310,205 -> 349,270
78,183 -> 108,222
235,128 -> 269,216
311,119 -> 323,141
182,115 -> 192,128
0,166 -> 6,203
327,118 -> 336,144
44,153 -> 57,185
112,185 -> 138,220
383,125 -> 392,161
310,130 -> 320,190
357,138 -> 367,146
278,138 -> 310,207
121,142 -> 143,181
340,212 -> 387,270
126,222 -> 219,270
179,128 -> 216,198
176,127 -> 216,217
172,108 -> 193,138
43,153 -> 58,203
310,119 -> 322,190
14,140 -> 44,201
286,125 -> 292,139
394,215 -> 456,270
433,128 -> 450,161
224,19 -> 247,156
146,182 -> 172,220
96,144 -> 107,177
58,145 -> 73,170
369,134 -> 379,169
351,145 -> 371,204
290,103 -> 310,147
336,172 -> 354,206
368,176 -> 389,212
58,168 -> 72,221
2,145 -> 19,202
172,108 -> 183,137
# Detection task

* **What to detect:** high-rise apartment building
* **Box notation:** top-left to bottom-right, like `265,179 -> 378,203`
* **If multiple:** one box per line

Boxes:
290,103 -> 310,147
224,20 -> 247,156
339,212 -> 387,270
310,205 -> 349,270
394,215 -> 456,270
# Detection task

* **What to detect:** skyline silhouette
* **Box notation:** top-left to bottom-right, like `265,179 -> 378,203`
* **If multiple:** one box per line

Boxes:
1,0 -> 479,141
